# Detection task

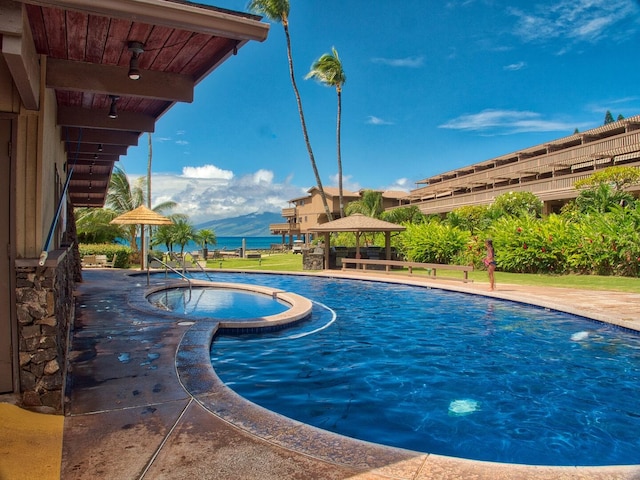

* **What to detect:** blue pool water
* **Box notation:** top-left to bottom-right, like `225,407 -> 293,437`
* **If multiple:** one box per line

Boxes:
147,287 -> 288,319
178,272 -> 640,466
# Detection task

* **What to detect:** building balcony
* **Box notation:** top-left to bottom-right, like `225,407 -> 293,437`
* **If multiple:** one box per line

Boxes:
281,207 -> 296,217
269,223 -> 301,235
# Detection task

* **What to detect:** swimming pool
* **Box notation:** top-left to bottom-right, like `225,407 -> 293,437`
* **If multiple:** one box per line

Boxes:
147,286 -> 289,319
183,272 -> 640,466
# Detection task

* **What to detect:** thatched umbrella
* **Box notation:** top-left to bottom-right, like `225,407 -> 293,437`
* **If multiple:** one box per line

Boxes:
110,205 -> 173,283
309,213 -> 406,269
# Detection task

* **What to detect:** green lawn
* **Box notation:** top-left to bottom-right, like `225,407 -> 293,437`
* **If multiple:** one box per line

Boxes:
199,252 -> 640,294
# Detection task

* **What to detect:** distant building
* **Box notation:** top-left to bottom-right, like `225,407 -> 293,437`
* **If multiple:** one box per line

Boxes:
403,115 -> 640,215
270,187 -> 407,245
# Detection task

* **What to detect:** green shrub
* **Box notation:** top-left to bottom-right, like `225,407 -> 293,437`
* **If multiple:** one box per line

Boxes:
399,222 -> 470,264
79,244 -> 132,268
488,215 -> 570,274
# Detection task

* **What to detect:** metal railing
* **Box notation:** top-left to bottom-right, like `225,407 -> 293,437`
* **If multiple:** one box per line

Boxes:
149,256 -> 192,298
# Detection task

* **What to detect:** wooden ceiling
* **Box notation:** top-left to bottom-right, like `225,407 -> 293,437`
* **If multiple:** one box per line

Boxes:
20,0 -> 269,207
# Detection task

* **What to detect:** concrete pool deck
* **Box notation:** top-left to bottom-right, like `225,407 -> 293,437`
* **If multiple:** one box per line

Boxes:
3,268 -> 640,479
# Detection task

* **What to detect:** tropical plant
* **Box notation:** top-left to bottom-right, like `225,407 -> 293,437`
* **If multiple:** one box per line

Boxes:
574,165 -> 640,192
248,0 -> 333,221
381,205 -> 427,225
151,225 -> 175,253
574,183 -> 635,214
171,219 -> 196,258
195,228 -> 217,259
445,205 -> 492,234
105,165 -> 176,256
398,221 -> 470,264
345,190 -> 383,218
488,215 -> 570,274
306,47 -> 346,217
75,207 -> 121,244
489,191 -> 543,218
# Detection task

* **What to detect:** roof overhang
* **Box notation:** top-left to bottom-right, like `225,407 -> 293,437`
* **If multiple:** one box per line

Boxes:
2,0 -> 269,207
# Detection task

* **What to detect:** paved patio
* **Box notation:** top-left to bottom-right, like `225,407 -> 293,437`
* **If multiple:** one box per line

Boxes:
56,269 -> 640,479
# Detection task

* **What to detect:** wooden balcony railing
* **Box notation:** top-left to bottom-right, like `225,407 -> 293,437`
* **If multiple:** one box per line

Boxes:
269,223 -> 301,234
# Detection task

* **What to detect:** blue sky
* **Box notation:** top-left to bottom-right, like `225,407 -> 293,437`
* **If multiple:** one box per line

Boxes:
120,0 -> 640,224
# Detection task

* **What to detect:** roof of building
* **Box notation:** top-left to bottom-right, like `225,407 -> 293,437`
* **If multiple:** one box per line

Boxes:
308,213 -> 406,233
9,0 -> 269,207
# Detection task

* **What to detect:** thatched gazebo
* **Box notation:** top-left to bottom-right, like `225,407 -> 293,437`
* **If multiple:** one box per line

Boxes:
309,214 -> 406,269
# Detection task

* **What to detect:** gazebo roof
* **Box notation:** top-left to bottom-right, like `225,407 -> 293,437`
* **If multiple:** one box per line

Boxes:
308,214 -> 406,233
109,205 -> 173,225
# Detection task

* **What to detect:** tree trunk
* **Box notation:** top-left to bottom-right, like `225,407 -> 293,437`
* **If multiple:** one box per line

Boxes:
283,23 -> 333,222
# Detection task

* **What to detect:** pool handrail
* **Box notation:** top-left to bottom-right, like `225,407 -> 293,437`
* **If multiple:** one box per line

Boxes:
150,255 -> 192,299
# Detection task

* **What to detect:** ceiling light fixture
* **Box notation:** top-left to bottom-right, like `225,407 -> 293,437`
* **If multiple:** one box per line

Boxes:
108,95 -> 119,119
128,41 -> 144,80
98,144 -> 103,152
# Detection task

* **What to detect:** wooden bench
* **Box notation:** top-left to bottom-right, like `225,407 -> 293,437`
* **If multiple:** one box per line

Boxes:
81,254 -> 98,267
341,258 -> 473,283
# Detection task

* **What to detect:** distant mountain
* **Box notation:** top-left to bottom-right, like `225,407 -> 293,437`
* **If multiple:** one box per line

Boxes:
195,211 -> 283,237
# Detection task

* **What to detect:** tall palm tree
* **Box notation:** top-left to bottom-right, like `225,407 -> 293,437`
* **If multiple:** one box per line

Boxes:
306,47 -> 346,217
248,0 -> 333,221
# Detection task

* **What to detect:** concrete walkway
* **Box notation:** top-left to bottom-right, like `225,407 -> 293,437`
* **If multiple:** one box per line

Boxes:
4,269 -> 640,479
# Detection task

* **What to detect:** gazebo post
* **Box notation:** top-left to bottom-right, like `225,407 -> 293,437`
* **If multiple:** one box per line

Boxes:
307,214 -> 406,271
324,232 -> 330,269
385,231 -> 391,260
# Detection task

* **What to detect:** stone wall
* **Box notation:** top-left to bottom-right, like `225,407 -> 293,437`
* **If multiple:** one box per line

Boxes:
302,248 -> 324,270
15,249 -> 75,413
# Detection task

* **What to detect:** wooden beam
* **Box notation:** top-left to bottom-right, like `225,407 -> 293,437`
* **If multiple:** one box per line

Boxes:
69,143 -> 128,155
69,173 -> 110,182
73,158 -> 116,165
72,153 -> 119,162
58,105 -> 155,132
47,58 -> 193,102
68,185 -> 108,195
69,196 -> 105,207
1,2 -> 39,109
62,127 -> 139,146
17,0 -> 269,42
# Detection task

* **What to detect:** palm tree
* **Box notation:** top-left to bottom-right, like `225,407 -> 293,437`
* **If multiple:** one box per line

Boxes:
345,190 -> 384,218
306,47 -> 346,217
248,0 -> 333,221
171,219 -> 196,258
75,207 -> 121,243
106,165 -> 176,256
195,228 -> 217,260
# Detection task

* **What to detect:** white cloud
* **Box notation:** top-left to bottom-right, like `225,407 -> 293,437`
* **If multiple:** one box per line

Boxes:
137,166 -> 305,225
371,56 -> 425,68
439,109 -> 588,134
366,115 -> 394,126
329,173 -> 361,193
387,178 -> 411,191
181,164 -> 234,180
509,0 -> 638,48
503,61 -> 526,71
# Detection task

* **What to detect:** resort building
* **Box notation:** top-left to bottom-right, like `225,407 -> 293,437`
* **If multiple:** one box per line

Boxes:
0,0 -> 268,412
270,187 -> 407,245
404,115 -> 640,215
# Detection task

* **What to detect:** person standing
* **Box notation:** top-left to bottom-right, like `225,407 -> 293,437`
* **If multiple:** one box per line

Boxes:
484,239 -> 496,291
